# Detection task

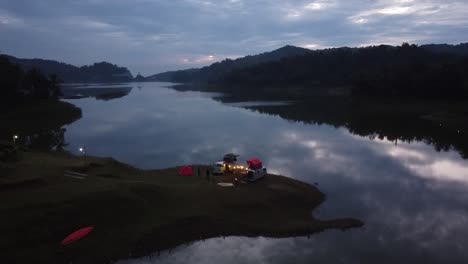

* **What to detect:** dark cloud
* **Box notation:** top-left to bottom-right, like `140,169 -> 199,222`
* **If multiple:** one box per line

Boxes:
1,0 -> 467,75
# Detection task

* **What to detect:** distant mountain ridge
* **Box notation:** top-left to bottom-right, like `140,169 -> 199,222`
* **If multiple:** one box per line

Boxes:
146,45 -> 311,82
148,43 -> 468,84
4,42 -> 467,85
214,43 -> 468,99
3,55 -> 134,83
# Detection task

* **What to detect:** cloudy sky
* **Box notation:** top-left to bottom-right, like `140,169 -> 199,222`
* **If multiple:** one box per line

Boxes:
1,0 -> 467,75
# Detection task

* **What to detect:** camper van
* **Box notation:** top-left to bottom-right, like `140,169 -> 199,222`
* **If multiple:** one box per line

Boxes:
212,153 -> 240,175
212,161 -> 225,175
212,160 -> 242,175
211,155 -> 267,181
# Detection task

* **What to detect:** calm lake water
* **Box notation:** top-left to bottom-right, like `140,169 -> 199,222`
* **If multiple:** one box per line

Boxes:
61,82 -> 468,264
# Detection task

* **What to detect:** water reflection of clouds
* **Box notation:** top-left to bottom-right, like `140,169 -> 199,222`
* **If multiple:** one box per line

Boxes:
408,159 -> 468,184
118,237 -> 287,264
64,82 -> 468,263
363,137 -> 468,186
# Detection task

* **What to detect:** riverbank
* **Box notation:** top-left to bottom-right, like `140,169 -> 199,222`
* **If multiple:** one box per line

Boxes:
0,151 -> 363,263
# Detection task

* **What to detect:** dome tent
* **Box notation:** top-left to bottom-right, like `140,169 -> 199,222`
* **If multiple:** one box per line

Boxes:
178,166 -> 193,176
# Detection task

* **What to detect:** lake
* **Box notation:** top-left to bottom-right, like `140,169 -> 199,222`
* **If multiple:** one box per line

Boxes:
60,82 -> 468,264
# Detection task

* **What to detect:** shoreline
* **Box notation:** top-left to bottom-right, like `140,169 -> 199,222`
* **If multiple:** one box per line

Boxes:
0,151 -> 363,263
0,100 -> 82,141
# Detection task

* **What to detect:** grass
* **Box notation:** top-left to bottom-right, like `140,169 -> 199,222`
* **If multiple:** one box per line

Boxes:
0,151 -> 363,263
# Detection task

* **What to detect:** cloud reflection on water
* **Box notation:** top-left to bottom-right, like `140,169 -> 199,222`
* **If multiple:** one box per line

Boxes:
64,82 -> 468,263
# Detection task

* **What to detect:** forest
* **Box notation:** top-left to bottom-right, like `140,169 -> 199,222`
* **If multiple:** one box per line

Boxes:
154,43 -> 468,100
220,43 -> 468,99
0,55 -> 61,104
3,55 -> 134,83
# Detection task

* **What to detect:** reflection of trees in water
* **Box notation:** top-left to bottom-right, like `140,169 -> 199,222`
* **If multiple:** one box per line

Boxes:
61,87 -> 133,101
95,91 -> 130,101
249,98 -> 468,159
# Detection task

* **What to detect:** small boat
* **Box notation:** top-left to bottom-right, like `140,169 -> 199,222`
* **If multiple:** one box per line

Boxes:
61,226 -> 94,246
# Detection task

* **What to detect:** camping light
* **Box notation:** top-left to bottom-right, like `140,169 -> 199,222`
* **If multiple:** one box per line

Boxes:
12,135 -> 18,143
79,147 -> 85,155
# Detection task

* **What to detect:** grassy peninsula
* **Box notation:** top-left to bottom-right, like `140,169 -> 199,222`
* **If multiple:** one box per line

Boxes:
0,151 -> 363,263
0,51 -> 364,264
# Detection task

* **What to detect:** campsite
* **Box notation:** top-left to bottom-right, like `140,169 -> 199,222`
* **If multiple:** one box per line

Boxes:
0,149 -> 362,263
3,1 -> 468,262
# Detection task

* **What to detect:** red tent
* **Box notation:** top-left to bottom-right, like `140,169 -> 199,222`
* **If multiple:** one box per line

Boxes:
61,226 -> 94,246
246,158 -> 263,170
179,166 -> 193,176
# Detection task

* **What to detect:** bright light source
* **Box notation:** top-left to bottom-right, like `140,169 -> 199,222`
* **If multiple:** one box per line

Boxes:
79,147 -> 86,155
13,135 -> 18,139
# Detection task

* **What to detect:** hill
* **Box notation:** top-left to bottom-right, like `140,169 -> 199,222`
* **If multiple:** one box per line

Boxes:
0,55 -> 62,102
421,43 -> 468,56
147,45 -> 311,82
3,55 -> 134,83
214,43 -> 468,99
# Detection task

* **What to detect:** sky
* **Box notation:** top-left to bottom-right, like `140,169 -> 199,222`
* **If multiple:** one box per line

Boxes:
1,0 -> 467,75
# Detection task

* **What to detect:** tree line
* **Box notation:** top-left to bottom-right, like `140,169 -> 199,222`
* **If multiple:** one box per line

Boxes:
0,55 -> 61,104
3,55 -> 134,83
148,45 -> 311,82
220,43 -> 468,99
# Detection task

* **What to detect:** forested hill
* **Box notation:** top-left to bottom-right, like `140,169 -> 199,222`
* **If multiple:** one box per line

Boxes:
3,55 -> 134,83
217,43 -> 468,99
0,55 -> 61,103
421,43 -> 468,56
146,45 -> 311,82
